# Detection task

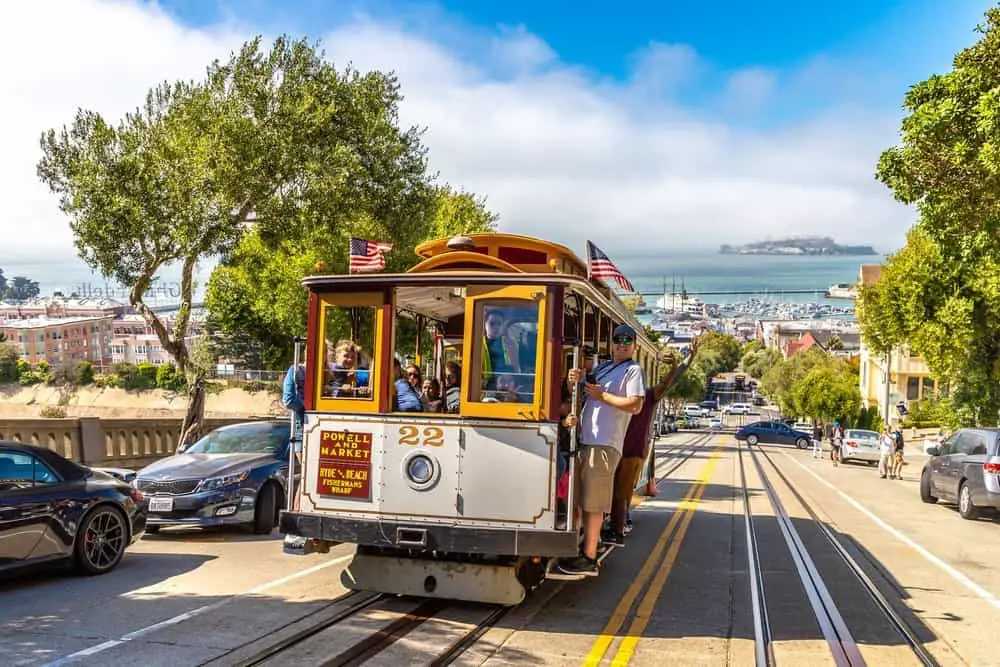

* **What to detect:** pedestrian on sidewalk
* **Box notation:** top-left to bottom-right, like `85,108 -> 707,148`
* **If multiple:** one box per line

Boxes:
878,427 -> 895,479
812,421 -> 824,459
890,424 -> 905,479
831,421 -> 843,466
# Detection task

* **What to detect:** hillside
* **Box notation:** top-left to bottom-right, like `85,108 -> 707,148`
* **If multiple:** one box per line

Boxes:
719,236 -> 877,256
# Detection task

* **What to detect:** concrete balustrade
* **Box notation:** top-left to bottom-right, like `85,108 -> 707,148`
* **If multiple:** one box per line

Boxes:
0,417 -> 273,469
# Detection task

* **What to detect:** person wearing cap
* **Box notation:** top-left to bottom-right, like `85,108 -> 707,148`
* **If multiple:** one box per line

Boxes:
606,336 -> 701,546
557,324 -> 645,577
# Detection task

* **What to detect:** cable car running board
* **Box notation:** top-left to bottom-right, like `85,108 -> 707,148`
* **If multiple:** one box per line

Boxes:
544,544 -> 617,581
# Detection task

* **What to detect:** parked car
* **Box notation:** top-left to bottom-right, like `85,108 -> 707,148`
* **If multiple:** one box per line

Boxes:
921,428 -> 1000,520
0,441 -> 147,577
708,418 -> 723,430
724,403 -> 753,415
841,429 -> 880,464
92,467 -> 137,483
735,421 -> 811,448
135,420 -> 296,534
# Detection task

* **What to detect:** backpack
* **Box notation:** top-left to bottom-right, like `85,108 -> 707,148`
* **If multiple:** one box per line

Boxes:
894,430 -> 904,447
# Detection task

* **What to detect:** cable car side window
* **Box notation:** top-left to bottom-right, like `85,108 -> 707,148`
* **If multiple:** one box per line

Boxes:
320,304 -> 377,401
474,301 -> 540,404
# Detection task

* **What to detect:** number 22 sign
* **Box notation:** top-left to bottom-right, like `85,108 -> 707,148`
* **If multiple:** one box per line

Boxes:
398,426 -> 444,447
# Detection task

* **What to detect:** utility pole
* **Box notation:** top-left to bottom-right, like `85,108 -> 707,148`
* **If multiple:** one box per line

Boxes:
882,349 -> 892,425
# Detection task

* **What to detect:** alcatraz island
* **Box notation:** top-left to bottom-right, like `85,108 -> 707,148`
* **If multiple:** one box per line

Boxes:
718,236 -> 877,256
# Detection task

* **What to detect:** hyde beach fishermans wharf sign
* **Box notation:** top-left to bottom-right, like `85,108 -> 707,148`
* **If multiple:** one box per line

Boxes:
316,430 -> 373,500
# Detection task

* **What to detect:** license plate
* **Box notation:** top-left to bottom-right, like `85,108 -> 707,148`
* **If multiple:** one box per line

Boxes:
149,496 -> 174,512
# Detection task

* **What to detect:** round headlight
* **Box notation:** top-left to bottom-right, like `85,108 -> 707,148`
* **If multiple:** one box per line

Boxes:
406,455 -> 434,485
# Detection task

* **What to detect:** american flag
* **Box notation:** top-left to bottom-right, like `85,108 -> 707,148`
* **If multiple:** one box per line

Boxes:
349,237 -> 394,273
587,241 -> 635,292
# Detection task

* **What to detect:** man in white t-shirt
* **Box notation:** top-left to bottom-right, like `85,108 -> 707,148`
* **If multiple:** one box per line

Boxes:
558,324 -> 645,577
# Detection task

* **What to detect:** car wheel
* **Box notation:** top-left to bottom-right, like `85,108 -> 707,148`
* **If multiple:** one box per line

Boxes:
747,434 -> 759,446
795,438 -> 808,449
75,505 -> 128,575
253,483 -> 278,535
920,470 -> 937,504
959,481 -> 979,520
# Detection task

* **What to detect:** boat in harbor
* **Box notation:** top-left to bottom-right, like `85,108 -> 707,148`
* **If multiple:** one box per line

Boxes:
825,283 -> 858,299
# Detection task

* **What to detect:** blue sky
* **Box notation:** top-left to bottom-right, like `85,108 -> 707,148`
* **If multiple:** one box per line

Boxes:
4,0 -> 998,290
154,0 -> 993,121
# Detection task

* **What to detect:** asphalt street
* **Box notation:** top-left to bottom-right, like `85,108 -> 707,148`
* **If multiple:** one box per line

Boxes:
3,430 -> 999,666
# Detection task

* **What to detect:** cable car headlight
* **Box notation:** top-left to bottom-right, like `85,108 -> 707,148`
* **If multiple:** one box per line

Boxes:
402,453 -> 439,490
407,455 -> 433,484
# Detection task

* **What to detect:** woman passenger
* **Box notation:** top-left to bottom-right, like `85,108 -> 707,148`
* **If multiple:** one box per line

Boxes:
444,361 -> 462,413
421,378 -> 443,413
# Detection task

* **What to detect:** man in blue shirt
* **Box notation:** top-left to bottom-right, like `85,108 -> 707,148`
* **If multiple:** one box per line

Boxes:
281,358 -> 307,552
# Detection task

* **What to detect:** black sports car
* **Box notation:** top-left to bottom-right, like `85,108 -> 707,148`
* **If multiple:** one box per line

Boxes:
0,441 -> 147,576
135,420 -> 295,534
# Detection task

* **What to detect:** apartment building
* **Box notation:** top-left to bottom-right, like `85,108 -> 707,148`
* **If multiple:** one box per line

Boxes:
110,313 -> 204,365
0,315 -> 114,366
0,296 -> 127,321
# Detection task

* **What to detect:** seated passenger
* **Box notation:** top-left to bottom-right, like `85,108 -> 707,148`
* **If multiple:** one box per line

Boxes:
420,378 -> 443,413
443,361 -> 462,413
484,373 -> 521,402
392,358 -> 423,412
325,339 -> 370,397
482,309 -> 519,389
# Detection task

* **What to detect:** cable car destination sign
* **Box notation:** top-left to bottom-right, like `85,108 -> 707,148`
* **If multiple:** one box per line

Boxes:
316,430 -> 373,500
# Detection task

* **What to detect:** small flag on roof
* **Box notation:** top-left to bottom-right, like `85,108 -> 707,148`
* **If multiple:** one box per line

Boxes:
586,241 -> 635,291
349,237 -> 394,273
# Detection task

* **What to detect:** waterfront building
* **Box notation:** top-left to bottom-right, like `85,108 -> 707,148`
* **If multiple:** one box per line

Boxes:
0,315 -> 114,366
110,313 -> 205,366
0,296 -> 127,321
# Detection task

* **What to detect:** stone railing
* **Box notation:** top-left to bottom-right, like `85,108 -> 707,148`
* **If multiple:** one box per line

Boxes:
0,416 -> 276,469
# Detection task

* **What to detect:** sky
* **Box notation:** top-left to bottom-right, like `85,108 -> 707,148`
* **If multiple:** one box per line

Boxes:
1,0 -> 996,285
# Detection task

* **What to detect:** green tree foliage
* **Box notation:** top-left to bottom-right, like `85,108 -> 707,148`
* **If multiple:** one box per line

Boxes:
0,276 -> 41,300
863,8 -> 1000,425
741,346 -> 783,379
689,331 -> 741,381
37,35 -> 432,444
0,343 -> 17,382
760,348 -> 861,423
205,184 -> 497,368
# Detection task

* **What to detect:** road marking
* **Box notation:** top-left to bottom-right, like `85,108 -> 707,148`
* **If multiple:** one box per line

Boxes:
782,450 -> 1000,614
610,451 -> 721,666
41,553 -> 353,666
582,445 -> 722,667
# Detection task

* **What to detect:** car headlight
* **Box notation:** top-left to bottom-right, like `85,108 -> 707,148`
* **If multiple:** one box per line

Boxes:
406,456 -> 434,485
199,470 -> 250,491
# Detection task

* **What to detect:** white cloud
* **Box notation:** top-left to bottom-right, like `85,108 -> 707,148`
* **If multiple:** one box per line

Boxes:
1,0 -> 917,291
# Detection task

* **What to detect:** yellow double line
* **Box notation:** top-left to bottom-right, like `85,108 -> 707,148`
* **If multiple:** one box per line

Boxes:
583,445 -> 723,667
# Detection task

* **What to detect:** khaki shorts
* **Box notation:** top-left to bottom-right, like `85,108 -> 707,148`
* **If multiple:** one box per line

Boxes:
575,445 -> 621,514
613,456 -> 646,509
893,450 -> 904,465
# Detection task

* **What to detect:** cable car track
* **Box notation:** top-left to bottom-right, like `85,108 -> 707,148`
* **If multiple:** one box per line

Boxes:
211,431 -> 713,667
738,439 -> 938,666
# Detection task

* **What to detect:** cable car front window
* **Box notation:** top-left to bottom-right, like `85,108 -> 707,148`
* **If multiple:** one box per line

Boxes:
321,305 -> 376,400
475,302 -> 539,404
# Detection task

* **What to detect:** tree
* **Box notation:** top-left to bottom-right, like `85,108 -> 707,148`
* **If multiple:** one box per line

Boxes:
865,7 -> 1000,425
791,364 -> 860,425
204,184 -> 497,368
0,343 -> 17,382
741,346 -> 782,379
37,35 -> 432,445
0,269 -> 6,298
4,276 -> 40,300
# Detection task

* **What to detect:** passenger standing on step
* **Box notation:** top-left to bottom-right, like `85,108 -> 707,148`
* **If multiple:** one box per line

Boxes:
608,338 -> 700,546
557,324 -> 645,578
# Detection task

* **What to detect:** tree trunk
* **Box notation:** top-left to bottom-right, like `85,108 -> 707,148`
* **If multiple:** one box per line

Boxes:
179,374 -> 207,448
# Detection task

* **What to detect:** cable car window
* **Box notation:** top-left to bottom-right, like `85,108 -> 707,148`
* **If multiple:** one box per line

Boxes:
474,302 -> 539,404
320,305 -> 377,400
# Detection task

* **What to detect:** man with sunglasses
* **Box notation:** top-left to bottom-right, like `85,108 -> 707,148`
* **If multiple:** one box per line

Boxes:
558,324 -> 645,577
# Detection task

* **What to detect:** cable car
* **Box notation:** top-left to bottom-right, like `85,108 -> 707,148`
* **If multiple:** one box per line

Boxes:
279,233 -> 661,605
